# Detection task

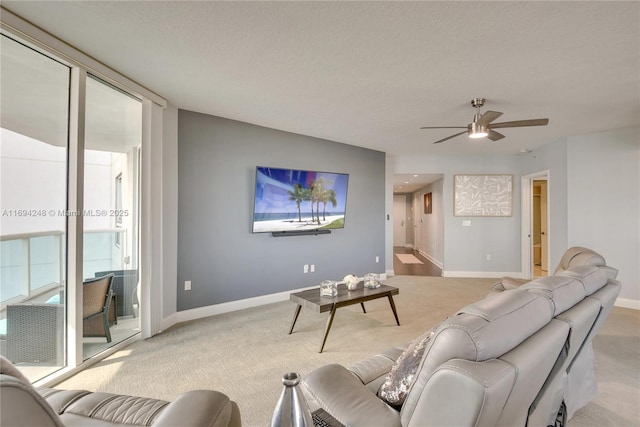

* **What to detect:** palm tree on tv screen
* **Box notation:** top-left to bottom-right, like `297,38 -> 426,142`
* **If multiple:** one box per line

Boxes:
311,177 -> 332,225
321,188 -> 337,221
287,183 -> 308,222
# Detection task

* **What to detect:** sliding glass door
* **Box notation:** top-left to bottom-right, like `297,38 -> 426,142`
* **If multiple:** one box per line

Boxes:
1,32 -> 144,380
83,75 -> 141,360
0,34 -> 70,381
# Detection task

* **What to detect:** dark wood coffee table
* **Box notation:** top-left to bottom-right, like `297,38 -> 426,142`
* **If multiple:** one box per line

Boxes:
288,282 -> 400,352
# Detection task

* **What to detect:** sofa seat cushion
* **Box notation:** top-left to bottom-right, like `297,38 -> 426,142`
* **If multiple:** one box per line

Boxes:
378,327 -> 437,407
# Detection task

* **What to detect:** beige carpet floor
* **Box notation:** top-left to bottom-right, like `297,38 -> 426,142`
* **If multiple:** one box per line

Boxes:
56,276 -> 640,427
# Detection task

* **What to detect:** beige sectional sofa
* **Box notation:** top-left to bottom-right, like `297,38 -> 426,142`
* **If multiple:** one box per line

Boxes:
0,356 -> 241,427
304,258 -> 620,427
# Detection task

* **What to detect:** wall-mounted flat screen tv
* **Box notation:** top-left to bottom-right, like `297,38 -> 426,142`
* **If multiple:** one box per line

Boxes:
252,166 -> 349,234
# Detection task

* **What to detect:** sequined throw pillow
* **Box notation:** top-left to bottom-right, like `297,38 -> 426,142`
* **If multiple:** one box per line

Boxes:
377,327 -> 436,408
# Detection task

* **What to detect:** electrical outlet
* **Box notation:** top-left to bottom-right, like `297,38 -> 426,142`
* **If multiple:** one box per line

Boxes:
304,264 -> 309,273
486,254 -> 491,261
185,280 -> 192,290
376,256 -> 380,263
310,264 -> 315,273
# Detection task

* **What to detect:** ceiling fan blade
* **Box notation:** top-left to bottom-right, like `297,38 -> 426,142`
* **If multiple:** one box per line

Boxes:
433,130 -> 467,144
487,129 -> 505,141
490,118 -> 549,129
476,110 -> 503,126
420,126 -> 467,129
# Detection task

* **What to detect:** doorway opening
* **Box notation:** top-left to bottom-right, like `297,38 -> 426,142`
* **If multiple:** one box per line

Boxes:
392,175 -> 443,277
521,171 -> 550,279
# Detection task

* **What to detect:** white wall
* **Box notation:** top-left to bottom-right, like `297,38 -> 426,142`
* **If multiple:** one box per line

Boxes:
1,128 -> 118,234
389,154 -> 522,276
389,127 -> 639,307
566,127 -> 640,304
413,179 -> 444,267
520,139 -> 569,270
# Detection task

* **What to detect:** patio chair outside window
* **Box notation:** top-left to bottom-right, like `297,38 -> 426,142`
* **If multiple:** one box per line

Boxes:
82,274 -> 114,343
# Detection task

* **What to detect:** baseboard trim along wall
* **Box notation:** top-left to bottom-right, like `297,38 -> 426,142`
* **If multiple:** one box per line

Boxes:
615,297 -> 640,310
417,250 -> 443,269
168,286 -> 315,329
442,271 -> 523,279
163,275 -> 389,331
161,274 -> 639,332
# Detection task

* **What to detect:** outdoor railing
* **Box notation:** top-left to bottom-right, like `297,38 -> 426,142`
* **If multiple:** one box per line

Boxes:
0,229 -> 126,307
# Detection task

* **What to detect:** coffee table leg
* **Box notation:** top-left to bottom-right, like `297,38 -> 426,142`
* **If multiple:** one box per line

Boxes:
387,294 -> 400,326
289,304 -> 302,334
360,302 -> 366,313
319,304 -> 337,353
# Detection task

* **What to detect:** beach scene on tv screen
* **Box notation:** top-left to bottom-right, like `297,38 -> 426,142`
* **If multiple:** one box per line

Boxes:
253,167 -> 348,233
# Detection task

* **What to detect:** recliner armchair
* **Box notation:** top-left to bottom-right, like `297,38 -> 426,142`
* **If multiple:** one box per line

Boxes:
0,356 -> 241,427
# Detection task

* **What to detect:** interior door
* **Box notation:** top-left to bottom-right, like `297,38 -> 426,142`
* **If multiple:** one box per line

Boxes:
540,181 -> 549,272
414,194 -> 421,251
393,195 -> 406,247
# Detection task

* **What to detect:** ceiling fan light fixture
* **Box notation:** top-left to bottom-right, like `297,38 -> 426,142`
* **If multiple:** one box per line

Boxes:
469,122 -> 488,139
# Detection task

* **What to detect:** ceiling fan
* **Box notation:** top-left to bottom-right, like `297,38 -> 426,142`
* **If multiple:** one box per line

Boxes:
421,98 -> 549,144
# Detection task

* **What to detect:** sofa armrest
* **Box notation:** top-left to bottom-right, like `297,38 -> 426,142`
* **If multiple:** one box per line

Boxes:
401,359 -> 517,427
152,390 -> 238,427
303,364 -> 401,427
349,353 -> 397,391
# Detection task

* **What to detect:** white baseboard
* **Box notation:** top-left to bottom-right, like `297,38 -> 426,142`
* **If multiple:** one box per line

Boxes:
162,273 -> 389,330
615,297 -> 640,310
172,286 -> 313,326
442,271 -> 522,279
417,250 -> 443,269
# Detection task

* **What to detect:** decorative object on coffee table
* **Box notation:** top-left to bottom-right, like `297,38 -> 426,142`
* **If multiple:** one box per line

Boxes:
319,280 -> 338,297
343,274 -> 358,291
271,372 -> 313,427
364,273 -> 380,289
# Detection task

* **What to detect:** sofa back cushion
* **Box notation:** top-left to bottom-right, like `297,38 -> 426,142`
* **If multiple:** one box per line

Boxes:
559,265 -> 610,295
554,246 -> 606,274
519,275 -> 586,316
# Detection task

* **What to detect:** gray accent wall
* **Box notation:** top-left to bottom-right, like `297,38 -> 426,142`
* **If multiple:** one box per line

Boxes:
177,110 -> 386,311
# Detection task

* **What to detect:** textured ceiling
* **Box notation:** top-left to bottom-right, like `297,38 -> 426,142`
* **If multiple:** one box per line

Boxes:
2,1 -> 639,175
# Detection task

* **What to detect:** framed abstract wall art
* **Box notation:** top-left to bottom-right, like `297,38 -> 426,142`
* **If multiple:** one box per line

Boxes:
424,192 -> 432,214
454,174 -> 513,217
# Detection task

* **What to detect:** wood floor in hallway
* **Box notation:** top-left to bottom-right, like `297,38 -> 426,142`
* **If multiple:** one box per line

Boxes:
393,247 -> 442,276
